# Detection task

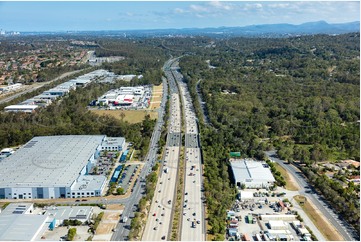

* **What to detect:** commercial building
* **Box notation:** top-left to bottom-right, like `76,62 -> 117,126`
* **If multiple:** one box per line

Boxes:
230,158 -> 275,189
0,203 -> 95,241
92,85 -> 151,109
0,135 -> 125,199
101,137 -> 126,151
45,205 -> 93,227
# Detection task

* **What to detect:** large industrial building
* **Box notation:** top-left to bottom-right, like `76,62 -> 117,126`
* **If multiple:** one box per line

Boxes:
4,69 -> 120,112
0,135 -> 125,199
0,203 -> 94,241
230,158 -> 275,189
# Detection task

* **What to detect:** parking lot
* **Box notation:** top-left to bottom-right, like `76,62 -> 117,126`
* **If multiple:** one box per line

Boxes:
87,151 -> 120,179
118,164 -> 139,193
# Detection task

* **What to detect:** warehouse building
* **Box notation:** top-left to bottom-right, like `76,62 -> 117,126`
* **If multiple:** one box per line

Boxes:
45,205 -> 93,227
230,158 -> 275,189
0,203 -> 47,241
4,104 -> 39,113
0,135 -> 125,199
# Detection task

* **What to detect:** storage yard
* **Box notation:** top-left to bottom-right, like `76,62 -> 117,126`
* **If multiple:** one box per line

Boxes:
226,187 -> 326,241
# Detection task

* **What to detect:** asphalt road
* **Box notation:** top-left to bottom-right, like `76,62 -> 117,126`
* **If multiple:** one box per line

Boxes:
265,150 -> 359,241
142,58 -> 182,240
175,62 -> 206,241
142,146 -> 180,241
111,76 -> 169,241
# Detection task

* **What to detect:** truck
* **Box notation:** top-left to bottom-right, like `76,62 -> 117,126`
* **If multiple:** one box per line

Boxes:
191,221 -> 196,228
164,168 -> 169,173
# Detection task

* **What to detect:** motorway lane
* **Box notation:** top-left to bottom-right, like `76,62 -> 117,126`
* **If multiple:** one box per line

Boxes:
111,76 -> 169,241
265,150 -> 358,241
143,60 -> 182,240
175,61 -> 205,241
142,147 -> 180,241
181,147 -> 205,241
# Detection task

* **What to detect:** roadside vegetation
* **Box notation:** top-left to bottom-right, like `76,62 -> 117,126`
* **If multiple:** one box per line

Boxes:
128,170 -> 159,240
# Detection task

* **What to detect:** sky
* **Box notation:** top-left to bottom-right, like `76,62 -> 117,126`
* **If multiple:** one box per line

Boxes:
0,1 -> 359,31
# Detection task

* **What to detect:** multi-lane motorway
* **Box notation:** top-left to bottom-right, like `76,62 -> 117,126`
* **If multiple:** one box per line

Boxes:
142,58 -> 182,240
172,61 -> 205,241
111,76 -> 168,241
265,150 -> 359,241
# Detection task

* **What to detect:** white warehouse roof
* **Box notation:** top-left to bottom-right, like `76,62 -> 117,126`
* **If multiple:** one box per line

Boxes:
230,159 -> 275,187
0,135 -> 105,188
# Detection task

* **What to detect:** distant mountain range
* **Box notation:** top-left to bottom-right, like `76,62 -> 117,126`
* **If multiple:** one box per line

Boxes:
19,21 -> 360,37
129,21 -> 360,37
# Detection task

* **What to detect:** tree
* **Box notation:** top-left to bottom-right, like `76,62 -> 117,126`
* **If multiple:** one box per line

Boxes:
116,187 -> 125,195
67,228 -> 76,241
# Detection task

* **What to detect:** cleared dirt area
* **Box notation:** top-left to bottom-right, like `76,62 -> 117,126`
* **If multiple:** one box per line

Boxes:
294,195 -> 343,241
91,109 -> 158,124
149,83 -> 163,110
106,204 -> 124,210
95,210 -> 121,235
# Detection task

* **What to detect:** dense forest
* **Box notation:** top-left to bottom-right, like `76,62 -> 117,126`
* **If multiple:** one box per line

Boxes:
178,33 -> 360,235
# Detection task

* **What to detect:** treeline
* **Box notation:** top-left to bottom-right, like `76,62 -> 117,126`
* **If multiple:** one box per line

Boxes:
94,38 -> 168,86
181,33 -> 359,163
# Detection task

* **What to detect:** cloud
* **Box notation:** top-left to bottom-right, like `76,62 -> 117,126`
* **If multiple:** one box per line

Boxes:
190,4 -> 208,13
209,1 -> 232,11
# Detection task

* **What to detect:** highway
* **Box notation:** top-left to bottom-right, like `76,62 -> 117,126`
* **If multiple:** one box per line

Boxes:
110,76 -> 168,241
171,60 -> 205,241
265,150 -> 359,241
142,58 -> 182,240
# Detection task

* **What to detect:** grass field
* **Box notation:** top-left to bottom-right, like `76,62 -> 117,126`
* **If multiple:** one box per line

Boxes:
274,163 -> 299,191
91,109 -> 158,124
294,195 -> 343,241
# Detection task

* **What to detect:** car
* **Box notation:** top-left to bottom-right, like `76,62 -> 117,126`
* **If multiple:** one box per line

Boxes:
161,236 -> 166,240
153,213 -> 156,216
161,213 -> 164,216
197,220 -> 200,224
75,200 -> 80,202
154,227 -> 157,231
81,199 -> 87,201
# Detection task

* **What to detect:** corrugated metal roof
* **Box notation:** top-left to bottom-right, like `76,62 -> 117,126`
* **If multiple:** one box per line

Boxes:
230,158 -> 275,183
0,135 -> 105,188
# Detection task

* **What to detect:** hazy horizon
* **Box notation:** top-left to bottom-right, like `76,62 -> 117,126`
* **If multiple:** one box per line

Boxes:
0,1 -> 359,32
